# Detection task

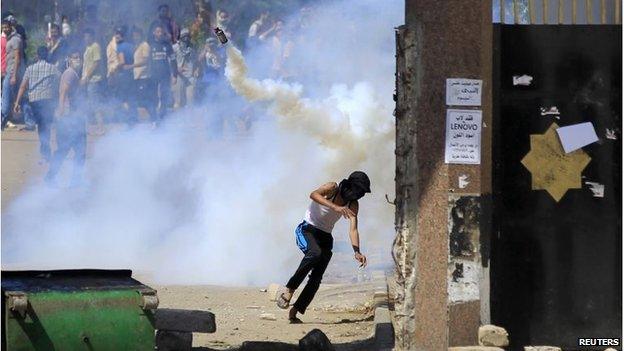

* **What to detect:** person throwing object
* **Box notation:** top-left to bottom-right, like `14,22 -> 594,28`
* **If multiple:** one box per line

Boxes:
277,171 -> 370,323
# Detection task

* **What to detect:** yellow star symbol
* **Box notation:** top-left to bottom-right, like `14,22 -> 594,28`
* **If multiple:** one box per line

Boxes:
521,123 -> 591,202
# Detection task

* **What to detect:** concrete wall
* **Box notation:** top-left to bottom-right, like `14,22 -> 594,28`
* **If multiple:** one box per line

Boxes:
393,1 -> 492,349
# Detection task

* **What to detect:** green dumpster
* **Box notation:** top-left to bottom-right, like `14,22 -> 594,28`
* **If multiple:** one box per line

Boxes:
2,269 -> 158,351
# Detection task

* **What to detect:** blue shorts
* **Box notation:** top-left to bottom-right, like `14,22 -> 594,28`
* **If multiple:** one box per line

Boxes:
294,221 -> 332,253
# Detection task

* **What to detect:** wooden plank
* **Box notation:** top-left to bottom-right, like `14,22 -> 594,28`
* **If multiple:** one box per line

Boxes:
601,0 -> 607,23
154,308 -> 216,333
616,0 -> 621,24
530,0 -> 537,24
559,0 -> 565,24
572,0 -> 577,24
544,0 -> 549,23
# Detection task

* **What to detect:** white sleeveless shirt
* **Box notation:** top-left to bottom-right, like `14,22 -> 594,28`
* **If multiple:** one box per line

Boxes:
303,200 -> 342,234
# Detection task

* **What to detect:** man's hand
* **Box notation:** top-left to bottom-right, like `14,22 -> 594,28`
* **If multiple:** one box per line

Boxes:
333,205 -> 355,219
10,75 -> 17,85
354,252 -> 367,267
13,104 -> 21,114
171,75 -> 177,85
80,77 -> 88,86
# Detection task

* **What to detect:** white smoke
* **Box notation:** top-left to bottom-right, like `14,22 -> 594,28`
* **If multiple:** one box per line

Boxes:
225,45 -> 393,176
1,0 -> 403,285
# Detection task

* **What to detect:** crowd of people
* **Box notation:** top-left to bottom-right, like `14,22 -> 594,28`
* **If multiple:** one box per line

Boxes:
0,3 -> 310,185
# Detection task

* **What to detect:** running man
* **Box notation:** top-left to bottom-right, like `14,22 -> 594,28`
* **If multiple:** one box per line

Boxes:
277,171 -> 370,323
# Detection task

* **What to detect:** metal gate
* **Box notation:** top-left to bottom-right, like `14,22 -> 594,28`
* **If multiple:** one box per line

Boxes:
490,1 -> 622,350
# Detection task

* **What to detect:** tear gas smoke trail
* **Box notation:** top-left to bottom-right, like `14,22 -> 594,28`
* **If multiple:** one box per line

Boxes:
225,45 -> 393,180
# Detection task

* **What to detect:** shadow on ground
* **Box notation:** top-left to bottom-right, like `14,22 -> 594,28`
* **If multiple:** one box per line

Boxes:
192,335 -> 378,351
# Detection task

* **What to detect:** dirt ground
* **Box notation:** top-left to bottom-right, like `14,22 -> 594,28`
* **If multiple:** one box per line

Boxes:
151,283 -> 384,350
1,126 -> 389,350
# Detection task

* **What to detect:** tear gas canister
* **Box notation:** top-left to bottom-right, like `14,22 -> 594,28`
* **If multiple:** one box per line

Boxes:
214,27 -> 228,44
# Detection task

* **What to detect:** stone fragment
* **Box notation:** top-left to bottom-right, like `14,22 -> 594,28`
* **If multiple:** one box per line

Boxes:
259,313 -> 277,321
267,283 -> 281,301
524,347 -> 562,351
478,324 -> 509,347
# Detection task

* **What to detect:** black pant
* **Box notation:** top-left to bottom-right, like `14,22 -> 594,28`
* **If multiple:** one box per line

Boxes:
286,222 -> 333,314
117,72 -> 138,125
155,76 -> 173,121
30,99 -> 55,161
46,113 -> 86,182
135,78 -> 157,121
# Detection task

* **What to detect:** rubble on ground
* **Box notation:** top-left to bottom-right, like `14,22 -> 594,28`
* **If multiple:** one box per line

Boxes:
478,324 -> 509,347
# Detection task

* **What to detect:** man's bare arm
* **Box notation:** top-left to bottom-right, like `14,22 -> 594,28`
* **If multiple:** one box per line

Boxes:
310,182 -> 356,218
347,202 -> 367,267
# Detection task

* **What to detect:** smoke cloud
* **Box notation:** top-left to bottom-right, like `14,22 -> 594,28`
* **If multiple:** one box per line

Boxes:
1,0 -> 403,285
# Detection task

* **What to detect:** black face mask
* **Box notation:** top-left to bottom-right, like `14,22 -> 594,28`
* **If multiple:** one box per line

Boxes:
339,180 -> 366,202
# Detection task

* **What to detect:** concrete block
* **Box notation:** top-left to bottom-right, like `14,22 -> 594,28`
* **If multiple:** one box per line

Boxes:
478,324 -> 509,347
374,291 -> 389,300
155,330 -> 192,351
524,347 -> 562,351
154,308 -> 216,333
299,329 -> 335,351
449,347 -> 505,351
374,306 -> 394,350
268,283 -> 281,302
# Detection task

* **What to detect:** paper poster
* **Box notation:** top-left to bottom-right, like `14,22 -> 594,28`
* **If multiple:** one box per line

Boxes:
446,78 -> 482,106
445,109 -> 482,165
556,122 -> 599,153
512,75 -> 533,86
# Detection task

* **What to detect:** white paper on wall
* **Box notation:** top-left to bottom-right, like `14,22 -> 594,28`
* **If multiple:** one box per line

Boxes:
556,122 -> 599,153
446,78 -> 482,106
445,109 -> 482,165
